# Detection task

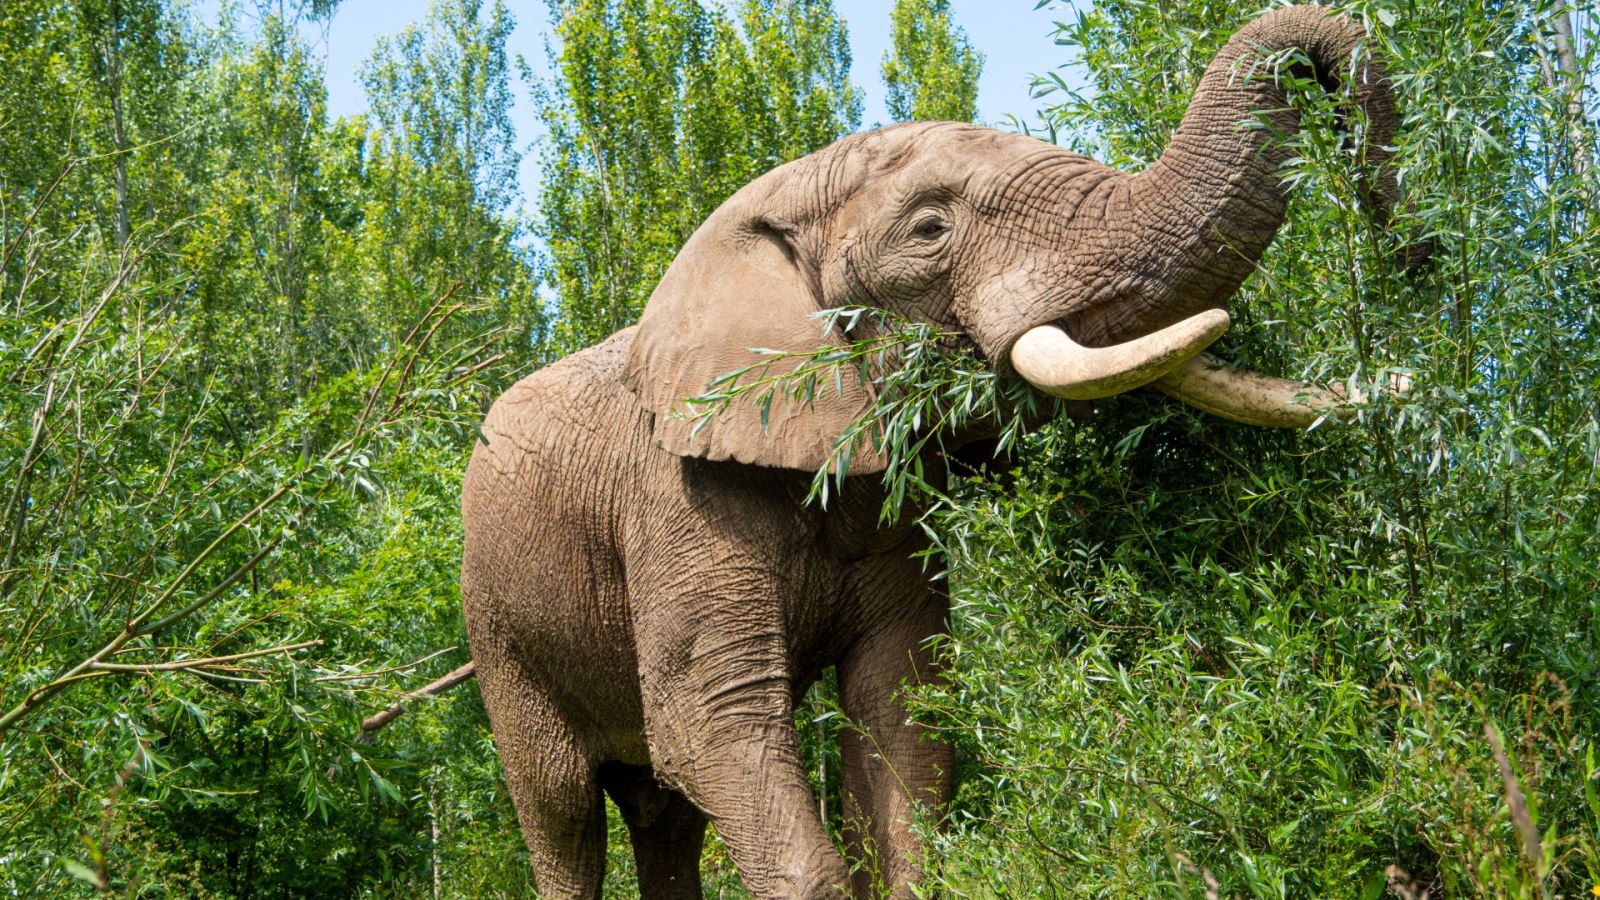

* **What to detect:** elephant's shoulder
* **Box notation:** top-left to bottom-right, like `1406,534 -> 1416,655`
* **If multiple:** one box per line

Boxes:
480,327 -> 646,449
500,327 -> 637,406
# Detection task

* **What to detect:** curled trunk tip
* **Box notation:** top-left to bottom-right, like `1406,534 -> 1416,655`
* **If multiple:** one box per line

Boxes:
1111,5 -> 1417,335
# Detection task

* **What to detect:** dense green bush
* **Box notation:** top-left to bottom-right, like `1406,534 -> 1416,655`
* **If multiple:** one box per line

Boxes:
908,1 -> 1599,896
0,0 -> 531,894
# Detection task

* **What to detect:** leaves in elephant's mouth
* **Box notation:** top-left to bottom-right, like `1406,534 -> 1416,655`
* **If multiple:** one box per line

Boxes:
679,306 -> 1062,522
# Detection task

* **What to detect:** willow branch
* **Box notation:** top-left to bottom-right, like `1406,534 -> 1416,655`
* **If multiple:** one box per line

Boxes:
315,646 -> 455,683
0,158 -> 76,274
89,640 -> 322,673
136,535 -> 284,636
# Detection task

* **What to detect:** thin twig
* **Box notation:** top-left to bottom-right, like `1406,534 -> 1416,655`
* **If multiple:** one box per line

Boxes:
0,158 -> 76,274
315,646 -> 456,682
88,640 -> 322,673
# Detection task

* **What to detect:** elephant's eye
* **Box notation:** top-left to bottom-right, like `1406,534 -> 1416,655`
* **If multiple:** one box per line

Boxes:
910,215 -> 950,241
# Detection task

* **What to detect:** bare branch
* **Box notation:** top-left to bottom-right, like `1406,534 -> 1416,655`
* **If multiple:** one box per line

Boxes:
356,662 -> 478,741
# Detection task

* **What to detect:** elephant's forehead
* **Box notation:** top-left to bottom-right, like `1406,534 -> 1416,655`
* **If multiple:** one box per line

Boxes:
870,123 -> 1094,177
847,122 -> 1098,199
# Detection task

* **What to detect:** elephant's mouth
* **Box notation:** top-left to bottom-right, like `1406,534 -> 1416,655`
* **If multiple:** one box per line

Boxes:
1008,309 -> 1394,428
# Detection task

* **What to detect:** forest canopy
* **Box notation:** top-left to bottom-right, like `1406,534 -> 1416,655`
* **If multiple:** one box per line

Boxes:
1,0 -> 1596,897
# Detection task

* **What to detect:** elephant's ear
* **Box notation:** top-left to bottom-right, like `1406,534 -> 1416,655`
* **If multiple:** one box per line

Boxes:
623,205 -> 888,475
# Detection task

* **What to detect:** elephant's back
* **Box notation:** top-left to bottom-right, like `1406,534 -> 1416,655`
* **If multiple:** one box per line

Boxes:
463,325 -> 648,541
461,327 -> 654,762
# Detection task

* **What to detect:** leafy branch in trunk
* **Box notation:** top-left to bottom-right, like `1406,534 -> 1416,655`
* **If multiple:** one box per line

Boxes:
682,306 -> 1059,520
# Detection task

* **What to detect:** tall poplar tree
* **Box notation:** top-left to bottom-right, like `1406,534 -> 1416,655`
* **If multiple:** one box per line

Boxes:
533,0 -> 862,355
360,0 -> 537,360
881,0 -> 983,123
0,0 -> 196,289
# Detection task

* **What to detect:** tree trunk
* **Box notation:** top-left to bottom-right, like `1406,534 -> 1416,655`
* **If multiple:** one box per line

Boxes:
1549,1 -> 1594,195
103,0 -> 131,248
429,781 -> 442,899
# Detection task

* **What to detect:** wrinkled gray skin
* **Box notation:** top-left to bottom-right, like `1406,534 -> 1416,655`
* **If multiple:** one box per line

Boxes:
462,8 -> 1411,897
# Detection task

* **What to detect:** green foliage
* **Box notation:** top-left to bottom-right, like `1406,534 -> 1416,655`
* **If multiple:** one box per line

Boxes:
532,0 -> 863,355
361,0 -> 540,362
0,0 -> 532,894
895,1 -> 1600,896
881,0 -> 984,123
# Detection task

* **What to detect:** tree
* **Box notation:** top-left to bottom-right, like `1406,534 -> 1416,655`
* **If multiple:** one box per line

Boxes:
0,3 -> 521,894
533,0 -> 862,355
881,0 -> 982,123
360,0 -> 538,361
738,0 -> 865,159
216,15 -> 337,437
0,0 -> 197,292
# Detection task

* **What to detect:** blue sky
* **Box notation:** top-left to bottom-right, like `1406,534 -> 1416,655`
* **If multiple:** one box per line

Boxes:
277,0 -> 1085,211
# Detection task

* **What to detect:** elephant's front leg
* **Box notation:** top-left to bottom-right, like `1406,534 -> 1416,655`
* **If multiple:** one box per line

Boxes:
837,585 -> 952,898
632,578 -> 850,899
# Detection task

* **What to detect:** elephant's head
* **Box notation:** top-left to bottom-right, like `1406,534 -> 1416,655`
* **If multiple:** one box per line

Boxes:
624,5 -> 1418,473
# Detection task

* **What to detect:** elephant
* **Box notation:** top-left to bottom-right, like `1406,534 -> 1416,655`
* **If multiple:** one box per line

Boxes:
460,6 -> 1421,897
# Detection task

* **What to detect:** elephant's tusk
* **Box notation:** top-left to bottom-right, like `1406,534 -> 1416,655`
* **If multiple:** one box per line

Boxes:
1151,353 -> 1413,428
1009,309 -> 1230,401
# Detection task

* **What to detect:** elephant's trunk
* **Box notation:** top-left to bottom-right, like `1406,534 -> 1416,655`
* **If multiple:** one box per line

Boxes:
1006,6 -> 1419,426
1097,5 -> 1405,342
